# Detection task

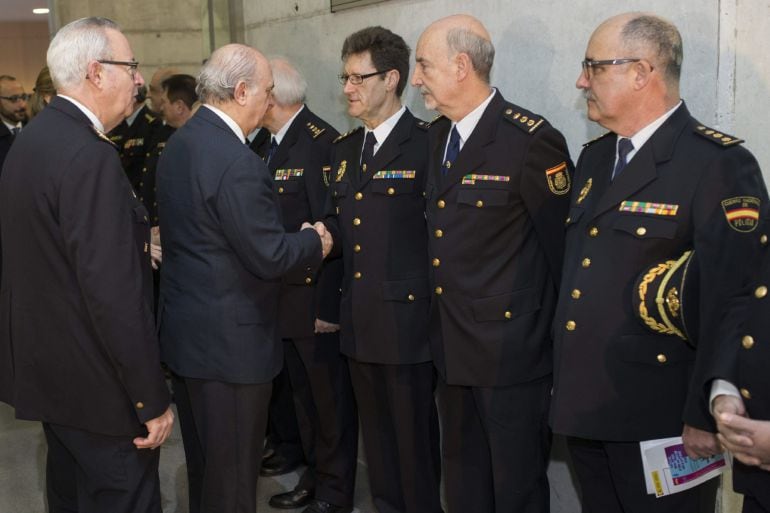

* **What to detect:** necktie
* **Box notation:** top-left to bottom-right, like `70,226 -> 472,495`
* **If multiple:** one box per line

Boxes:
361,131 -> 376,174
10,126 -> 20,136
442,126 -> 461,176
266,137 -> 278,165
612,137 -> 634,180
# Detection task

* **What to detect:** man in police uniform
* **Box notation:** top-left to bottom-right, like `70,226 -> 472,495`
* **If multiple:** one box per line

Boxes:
325,26 -> 442,513
550,13 -> 768,513
411,14 -> 572,513
252,58 -> 357,513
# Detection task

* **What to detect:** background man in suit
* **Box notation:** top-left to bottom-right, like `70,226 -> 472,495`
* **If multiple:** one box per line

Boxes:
324,26 -> 442,513
550,12 -> 768,513
411,14 -> 573,513
0,17 -> 174,513
0,75 -> 27,171
157,43 -> 331,513
252,57 -> 357,513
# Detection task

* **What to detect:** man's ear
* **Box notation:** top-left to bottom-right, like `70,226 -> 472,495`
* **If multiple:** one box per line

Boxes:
233,80 -> 249,105
85,61 -> 103,86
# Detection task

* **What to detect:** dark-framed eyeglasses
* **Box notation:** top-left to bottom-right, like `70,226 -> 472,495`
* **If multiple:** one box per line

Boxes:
338,70 -> 389,85
98,59 -> 140,78
581,58 -> 651,78
0,94 -> 29,103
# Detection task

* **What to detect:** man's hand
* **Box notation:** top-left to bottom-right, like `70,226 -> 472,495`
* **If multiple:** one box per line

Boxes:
682,424 -> 720,459
315,318 -> 340,333
133,407 -> 174,450
150,226 -> 162,269
301,222 -> 332,258
716,413 -> 770,469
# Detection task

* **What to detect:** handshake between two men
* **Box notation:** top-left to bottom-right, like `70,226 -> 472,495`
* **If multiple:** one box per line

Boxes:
301,221 -> 333,258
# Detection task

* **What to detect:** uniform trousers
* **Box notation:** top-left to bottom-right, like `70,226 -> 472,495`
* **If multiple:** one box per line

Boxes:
185,377 -> 271,513
265,363 -> 304,463
348,359 -> 442,513
566,436 -> 718,513
438,375 -> 552,513
285,332 -> 358,507
43,422 -> 161,513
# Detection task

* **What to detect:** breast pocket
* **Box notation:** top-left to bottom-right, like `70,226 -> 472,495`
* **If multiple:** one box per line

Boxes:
330,181 -> 349,200
457,187 -> 511,208
274,179 -> 301,196
371,180 -> 415,196
614,215 -> 678,239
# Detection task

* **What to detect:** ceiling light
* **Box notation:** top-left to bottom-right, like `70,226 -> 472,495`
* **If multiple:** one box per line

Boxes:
33,8 -> 50,14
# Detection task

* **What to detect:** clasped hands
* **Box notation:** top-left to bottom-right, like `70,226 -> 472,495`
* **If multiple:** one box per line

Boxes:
712,394 -> 770,470
301,221 -> 332,258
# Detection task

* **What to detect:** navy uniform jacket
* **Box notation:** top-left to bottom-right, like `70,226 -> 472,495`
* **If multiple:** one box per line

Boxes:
0,97 -> 169,436
326,108 -> 431,364
109,104 -> 161,192
425,91 -> 573,387
157,106 -> 322,384
550,102 -> 768,441
140,123 -> 175,225
250,106 -> 341,338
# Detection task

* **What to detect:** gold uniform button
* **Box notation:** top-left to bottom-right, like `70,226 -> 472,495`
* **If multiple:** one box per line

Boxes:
761,234 -> 768,245
565,217 -> 571,225
305,277 -> 312,284
565,320 -> 576,331
355,192 -> 363,200
362,163 -> 367,172
476,200 -> 484,208
437,200 -> 446,209
571,289 -> 581,299
353,244 -> 361,253
755,285 -> 768,299
144,242 -> 149,253
407,294 -> 415,301
589,227 -> 599,237
741,388 -> 752,400
136,402 -> 144,409
432,258 -> 440,267
636,227 -> 647,236
504,311 -> 512,319
581,258 -> 591,268
435,229 -> 443,238
742,335 -> 755,349
354,271 -> 362,279
278,187 -> 284,193
656,353 -> 667,363
435,286 -> 443,295
387,187 -> 395,195
353,218 -> 361,226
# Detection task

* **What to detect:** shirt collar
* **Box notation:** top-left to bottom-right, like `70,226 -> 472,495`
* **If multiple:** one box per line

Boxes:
58,94 -> 105,133
450,88 -> 496,151
623,100 -> 682,162
125,104 -> 143,127
203,104 -> 246,143
364,105 -> 406,155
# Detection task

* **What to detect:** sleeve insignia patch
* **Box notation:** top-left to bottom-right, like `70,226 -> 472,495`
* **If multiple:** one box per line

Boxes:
545,161 -> 570,195
721,196 -> 760,232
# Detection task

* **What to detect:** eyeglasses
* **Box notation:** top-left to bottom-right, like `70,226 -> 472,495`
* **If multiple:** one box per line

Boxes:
0,94 -> 29,103
98,59 -> 140,78
581,58 -> 651,78
338,70 -> 389,85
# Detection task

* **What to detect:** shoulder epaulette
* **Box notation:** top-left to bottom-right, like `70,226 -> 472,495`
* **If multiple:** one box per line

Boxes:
416,114 -> 444,130
91,126 -> 117,147
333,126 -> 362,144
582,131 -> 613,147
502,107 -> 544,134
305,121 -> 326,139
694,125 -> 744,147
144,112 -> 156,124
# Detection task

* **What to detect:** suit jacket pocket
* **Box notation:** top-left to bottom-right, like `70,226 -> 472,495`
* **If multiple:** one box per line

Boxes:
472,287 -> 541,322
617,334 -> 695,365
236,305 -> 265,325
614,216 -> 678,239
381,277 -> 430,302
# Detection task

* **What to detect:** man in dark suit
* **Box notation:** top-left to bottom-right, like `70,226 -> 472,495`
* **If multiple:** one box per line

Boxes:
411,15 -> 572,513
251,57 -> 358,513
549,13 -> 768,513
156,43 -> 331,513
0,75 -> 27,172
323,26 -> 442,513
0,17 -> 174,513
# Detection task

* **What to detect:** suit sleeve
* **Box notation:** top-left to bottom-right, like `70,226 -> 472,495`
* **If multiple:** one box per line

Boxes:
59,142 -> 170,424
683,146 -> 769,430
216,152 -> 322,280
520,125 -> 574,287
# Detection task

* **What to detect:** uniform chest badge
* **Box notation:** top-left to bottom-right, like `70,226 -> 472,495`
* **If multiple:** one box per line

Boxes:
322,166 -> 331,187
721,196 -> 760,232
545,162 -> 570,195
576,178 -> 592,205
335,160 -> 347,182
274,169 -> 304,181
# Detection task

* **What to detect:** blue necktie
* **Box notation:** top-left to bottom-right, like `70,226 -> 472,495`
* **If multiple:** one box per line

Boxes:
442,126 -> 461,176
612,138 -> 634,180
361,131 -> 376,174
266,137 -> 278,165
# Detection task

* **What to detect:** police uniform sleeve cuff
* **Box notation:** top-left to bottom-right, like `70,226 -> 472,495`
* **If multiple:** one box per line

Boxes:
709,379 -> 741,414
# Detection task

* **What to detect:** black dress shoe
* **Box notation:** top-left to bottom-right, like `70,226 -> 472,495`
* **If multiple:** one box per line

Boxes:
301,499 -> 352,513
269,488 -> 315,509
260,453 -> 302,477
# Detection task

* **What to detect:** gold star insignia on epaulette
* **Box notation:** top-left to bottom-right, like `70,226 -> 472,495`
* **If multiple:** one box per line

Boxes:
503,108 -> 544,134
333,126 -> 362,144
305,121 -> 326,139
582,131 -> 613,147
90,126 -> 117,147
144,113 -> 156,123
417,114 -> 444,130
694,125 -> 744,146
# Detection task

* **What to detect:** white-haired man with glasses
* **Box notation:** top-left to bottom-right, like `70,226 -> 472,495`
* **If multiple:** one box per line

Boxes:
0,16 -> 174,513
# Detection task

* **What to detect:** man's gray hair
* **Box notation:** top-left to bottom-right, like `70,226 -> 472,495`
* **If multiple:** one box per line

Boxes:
197,44 -> 261,104
269,58 -> 307,107
47,17 -> 119,91
621,15 -> 683,86
446,27 -> 495,83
